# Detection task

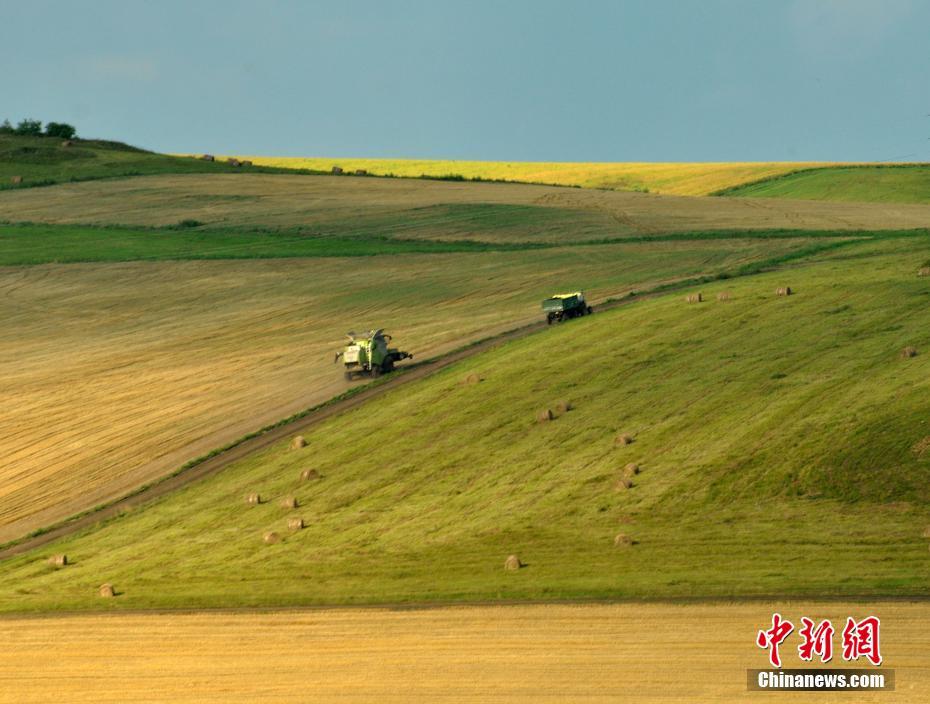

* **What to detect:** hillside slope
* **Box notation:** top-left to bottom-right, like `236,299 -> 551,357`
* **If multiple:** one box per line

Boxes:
3,236 -> 930,611
719,165 -> 930,203
6,173 -> 930,237
0,134 -> 282,190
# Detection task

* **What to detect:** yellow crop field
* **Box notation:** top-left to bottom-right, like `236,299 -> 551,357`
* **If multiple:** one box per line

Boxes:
207,156 -> 836,196
4,173 -> 930,238
0,238 -> 801,542
0,602 -> 924,703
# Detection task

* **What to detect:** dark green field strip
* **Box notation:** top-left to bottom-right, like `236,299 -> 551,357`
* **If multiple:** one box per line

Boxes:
0,223 -> 550,265
2,219 -> 928,266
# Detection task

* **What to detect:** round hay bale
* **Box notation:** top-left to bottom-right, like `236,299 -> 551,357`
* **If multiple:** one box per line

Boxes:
227,157 -> 241,167
280,496 -> 298,510
61,140 -> 74,147
263,531 -> 280,545
201,154 -> 215,161
685,293 -> 703,304
245,493 -> 261,505
555,400 -> 573,414
240,160 -> 253,167
504,554 -> 523,571
901,346 -> 918,359
11,176 -> 23,184
291,436 -> 307,449
922,526 -> 930,539
300,468 -> 321,481
717,291 -> 732,301
615,433 -> 634,446
331,165 -> 343,174
355,169 -> 368,176
775,286 -> 793,296
616,478 -> 633,491
918,267 -> 930,277
623,463 -> 640,476
48,554 -> 68,567
613,533 -> 634,548
464,372 -> 482,386
537,408 -> 554,423
287,517 -> 304,531
99,583 -> 115,598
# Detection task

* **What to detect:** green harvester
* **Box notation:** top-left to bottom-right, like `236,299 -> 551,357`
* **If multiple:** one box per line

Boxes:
542,291 -> 593,325
335,329 -> 413,380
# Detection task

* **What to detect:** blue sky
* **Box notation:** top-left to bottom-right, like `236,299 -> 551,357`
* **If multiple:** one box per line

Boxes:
1,0 -> 927,161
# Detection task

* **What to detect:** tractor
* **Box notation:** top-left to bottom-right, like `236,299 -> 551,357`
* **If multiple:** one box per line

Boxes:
335,329 -> 413,380
542,291 -> 593,324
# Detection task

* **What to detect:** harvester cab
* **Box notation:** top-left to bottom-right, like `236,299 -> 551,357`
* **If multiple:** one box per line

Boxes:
542,291 -> 593,324
335,329 -> 413,380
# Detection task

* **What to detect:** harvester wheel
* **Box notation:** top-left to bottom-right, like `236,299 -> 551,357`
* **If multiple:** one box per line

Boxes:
587,306 -> 593,314
383,358 -> 395,373
370,365 -> 381,379
344,371 -> 353,381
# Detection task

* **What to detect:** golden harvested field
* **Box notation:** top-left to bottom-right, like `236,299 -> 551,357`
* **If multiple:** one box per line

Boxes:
211,156 -> 835,196
3,174 -> 930,238
0,238 -> 799,542
0,602 -> 925,703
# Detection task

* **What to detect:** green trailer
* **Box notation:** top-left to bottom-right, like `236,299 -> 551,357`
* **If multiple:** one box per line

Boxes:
542,291 -> 593,324
335,329 -> 413,380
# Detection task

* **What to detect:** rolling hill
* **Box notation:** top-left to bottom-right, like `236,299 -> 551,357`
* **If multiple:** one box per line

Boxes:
3,234 -> 930,611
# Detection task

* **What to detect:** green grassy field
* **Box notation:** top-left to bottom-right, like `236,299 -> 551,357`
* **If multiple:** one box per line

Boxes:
719,165 -> 930,203
0,134 -> 307,191
4,235 -> 930,611
0,222 -> 544,265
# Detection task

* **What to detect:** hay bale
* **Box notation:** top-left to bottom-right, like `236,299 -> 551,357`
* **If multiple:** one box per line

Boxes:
775,287 -> 792,296
280,496 -> 298,509
240,160 -> 253,167
263,531 -> 280,545
717,291 -> 732,301
537,408 -> 554,423
355,169 -> 368,176
685,293 -> 703,303
99,583 -> 115,598
555,400 -> 573,414
61,140 -> 74,147
921,526 -> 930,539
47,554 -> 68,567
201,154 -> 215,161
613,533 -> 634,548
504,554 -> 523,571
463,372 -> 482,386
615,478 -> 633,491
291,436 -> 307,449
227,158 -> 241,167
300,468 -> 321,481
331,166 -> 343,174
11,176 -> 22,184
901,346 -> 918,359
615,433 -> 634,446
245,493 -> 261,505
287,517 -> 304,531
918,267 -> 930,277
623,463 -> 640,476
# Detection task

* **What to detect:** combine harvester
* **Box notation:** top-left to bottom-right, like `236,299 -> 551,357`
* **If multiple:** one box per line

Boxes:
542,291 -> 593,324
335,329 -> 413,380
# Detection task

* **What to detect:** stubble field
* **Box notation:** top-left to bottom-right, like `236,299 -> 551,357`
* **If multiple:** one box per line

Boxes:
0,602 -> 925,703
